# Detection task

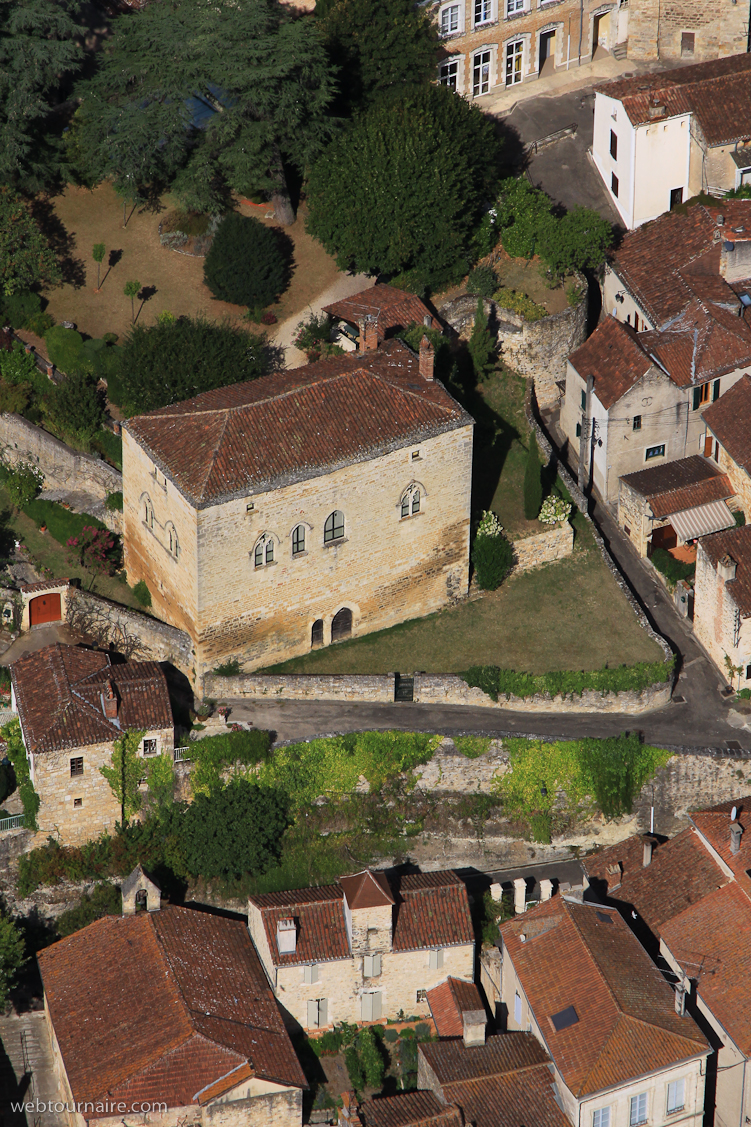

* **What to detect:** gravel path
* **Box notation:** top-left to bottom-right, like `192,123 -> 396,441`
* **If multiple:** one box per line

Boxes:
272,270 -> 374,368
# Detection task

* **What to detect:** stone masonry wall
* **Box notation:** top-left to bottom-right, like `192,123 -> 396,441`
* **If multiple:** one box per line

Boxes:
0,412 -> 121,498
627,0 -> 750,62
513,523 -> 573,570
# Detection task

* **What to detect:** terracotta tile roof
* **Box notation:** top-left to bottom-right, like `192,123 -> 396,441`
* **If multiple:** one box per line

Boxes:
37,905 -> 306,1115
568,317 -> 653,409
697,524 -> 751,617
427,977 -> 484,1038
360,1091 -> 462,1127
607,201 -> 751,329
125,340 -> 471,508
256,891 -> 351,967
596,54 -> 751,143
11,643 -> 173,755
583,828 -> 726,936
638,298 -> 751,385
340,869 -> 395,909
703,373 -> 751,473
393,871 -> 474,952
323,284 -> 436,339
689,796 -> 751,894
420,1031 -> 550,1084
19,578 -> 70,594
500,899 -> 708,1097
660,882 -> 751,1053
620,455 -> 733,518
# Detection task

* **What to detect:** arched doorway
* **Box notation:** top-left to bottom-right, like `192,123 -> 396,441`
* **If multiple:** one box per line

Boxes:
311,619 -> 324,647
29,593 -> 61,626
331,608 -> 352,643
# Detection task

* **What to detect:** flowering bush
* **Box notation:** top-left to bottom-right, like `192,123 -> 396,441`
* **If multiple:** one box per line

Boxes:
66,526 -> 121,574
538,496 -> 572,525
476,509 -> 503,538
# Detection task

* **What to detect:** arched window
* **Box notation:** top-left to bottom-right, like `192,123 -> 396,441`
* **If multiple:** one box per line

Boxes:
311,619 -> 324,647
331,607 -> 352,642
143,497 -> 154,529
324,510 -> 345,543
400,485 -> 422,518
254,535 -> 275,568
167,524 -> 179,558
292,525 -> 306,556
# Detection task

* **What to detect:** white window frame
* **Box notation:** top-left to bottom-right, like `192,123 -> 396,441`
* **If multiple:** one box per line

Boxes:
473,49 -> 492,96
506,0 -> 524,14
439,2 -> 461,35
630,1093 -> 648,1127
505,38 -> 523,86
439,58 -> 459,88
593,1109 -> 611,1127
474,0 -> 494,25
514,992 -> 522,1023
141,738 -> 158,758
667,1079 -> 685,1115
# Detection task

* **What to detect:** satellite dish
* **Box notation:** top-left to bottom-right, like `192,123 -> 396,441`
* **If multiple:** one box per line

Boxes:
732,806 -> 738,822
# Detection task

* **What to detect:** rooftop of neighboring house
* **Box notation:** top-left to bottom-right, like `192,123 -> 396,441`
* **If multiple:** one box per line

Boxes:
419,1032 -> 570,1127
37,904 -> 307,1115
125,337 -> 471,508
323,283 -> 436,339
11,643 -> 173,755
499,899 -> 709,1098
595,52 -> 751,143
249,869 -> 474,967
703,372 -> 751,473
607,201 -> 751,328
358,1090 -> 462,1127
620,455 -> 734,518
689,796 -> 751,893
697,524 -> 751,616
427,977 -> 485,1039
568,316 -> 653,410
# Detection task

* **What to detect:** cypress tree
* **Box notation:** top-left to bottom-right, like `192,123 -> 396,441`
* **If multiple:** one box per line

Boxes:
469,296 -> 495,382
524,432 -> 543,520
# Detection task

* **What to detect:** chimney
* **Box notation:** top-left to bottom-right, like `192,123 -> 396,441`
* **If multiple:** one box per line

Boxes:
462,1009 -> 487,1047
419,335 -> 434,381
513,877 -> 527,915
489,881 -> 504,901
642,835 -> 656,868
340,1093 -> 363,1127
423,313 -> 433,329
730,822 -> 743,854
647,98 -> 666,119
359,315 -> 379,352
277,918 -> 297,954
718,554 -> 738,582
103,680 -> 118,720
540,878 -> 553,902
674,982 -> 686,1016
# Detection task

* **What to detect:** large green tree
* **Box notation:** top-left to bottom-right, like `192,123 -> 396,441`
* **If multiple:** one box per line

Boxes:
320,0 -> 438,111
306,85 -> 502,291
72,0 -> 335,223
0,913 -> 25,1008
0,187 -> 60,295
0,0 -> 83,189
115,316 -> 268,415
180,777 -> 288,880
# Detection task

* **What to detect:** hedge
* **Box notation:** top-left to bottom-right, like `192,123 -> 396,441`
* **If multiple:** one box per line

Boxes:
462,658 -> 674,701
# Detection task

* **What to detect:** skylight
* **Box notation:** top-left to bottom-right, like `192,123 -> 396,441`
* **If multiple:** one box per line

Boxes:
550,1005 -> 579,1032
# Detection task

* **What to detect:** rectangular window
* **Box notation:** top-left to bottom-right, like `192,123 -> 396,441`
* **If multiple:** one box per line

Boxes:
363,954 -> 382,978
576,422 -> 582,438
704,433 -> 713,457
507,0 -> 524,12
746,664 -> 751,680
440,3 -> 460,33
611,172 -> 619,198
715,441 -> 721,462
70,757 -> 83,777
630,1093 -> 648,1126
475,0 -> 492,24
142,738 -> 158,757
581,389 -> 587,410
713,378 -> 721,401
667,1079 -> 685,1114
73,797 -> 83,808
416,988 -> 427,1002
514,993 -> 522,1023
700,382 -> 710,404
681,31 -> 695,56
304,965 -> 319,985
361,992 -> 382,1021
634,312 -> 640,331
633,415 -> 642,431
645,444 -> 666,460
401,495 -> 410,518
610,130 -> 617,160
439,60 -> 458,89
505,41 -> 522,86
474,49 -> 492,95
593,1110 -> 611,1127
307,998 -> 328,1027
670,187 -> 684,209
429,949 -> 444,970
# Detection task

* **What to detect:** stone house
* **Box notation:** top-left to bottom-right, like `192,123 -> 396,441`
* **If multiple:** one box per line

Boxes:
617,455 -> 736,558
593,56 -> 751,229
702,373 -> 751,520
585,798 -> 751,1127
10,643 -> 174,845
693,525 -> 751,683
430,0 -> 626,101
247,869 -> 475,1031
323,283 -> 436,353
626,0 -> 751,64
123,338 -> 473,683
37,870 -> 307,1127
498,897 -> 710,1127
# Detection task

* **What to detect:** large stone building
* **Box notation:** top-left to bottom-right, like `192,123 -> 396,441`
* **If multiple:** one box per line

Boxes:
37,871 -> 307,1127
627,0 -> 751,63
247,869 -> 475,1031
10,643 -> 173,845
593,56 -> 751,229
123,339 -> 473,681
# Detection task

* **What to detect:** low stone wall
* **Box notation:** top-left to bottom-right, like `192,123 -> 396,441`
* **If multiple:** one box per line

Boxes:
513,522 -> 573,570
0,412 -> 121,500
204,672 -> 395,702
65,588 -> 195,677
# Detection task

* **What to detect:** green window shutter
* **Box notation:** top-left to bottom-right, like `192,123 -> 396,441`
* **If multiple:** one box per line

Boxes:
693,387 -> 701,410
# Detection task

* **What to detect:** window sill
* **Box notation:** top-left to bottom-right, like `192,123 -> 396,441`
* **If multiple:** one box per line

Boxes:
323,537 -> 348,549
505,10 -> 528,19
292,550 -> 309,560
474,18 -> 497,27
440,29 -> 463,38
253,559 -> 278,570
400,511 -> 424,521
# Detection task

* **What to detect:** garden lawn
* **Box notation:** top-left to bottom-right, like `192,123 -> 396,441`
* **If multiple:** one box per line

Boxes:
262,537 -> 663,675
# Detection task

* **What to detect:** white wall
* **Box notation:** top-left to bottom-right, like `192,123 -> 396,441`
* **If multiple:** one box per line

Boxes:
633,115 -> 691,228
593,93 -> 636,228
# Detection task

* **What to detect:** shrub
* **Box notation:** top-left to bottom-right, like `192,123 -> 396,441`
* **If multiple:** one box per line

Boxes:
735,510 -> 746,527
538,496 -> 572,525
161,210 -> 212,238
190,728 -> 272,797
2,718 -> 39,829
471,510 -> 513,591
213,658 -> 241,676
650,547 -> 695,585
44,326 -> 86,375
132,580 -> 152,607
345,1045 -> 364,1091
356,1028 -> 385,1089
293,313 -> 333,353
529,811 -> 552,843
415,1023 -> 432,1042
45,371 -> 106,449
5,461 -> 43,509
1,289 -> 41,330
105,491 -> 124,512
23,499 -> 107,546
66,527 -> 121,574
180,777 -> 288,879
383,1028 -> 399,1043
537,205 -> 613,277
523,434 -> 543,519
468,296 -> 494,382
492,287 -> 547,322
92,428 -> 123,470
467,265 -> 497,298
0,760 -> 14,805
204,213 -> 289,308
461,658 -> 674,702
0,913 -> 26,1009
577,733 -> 659,819
56,882 -> 122,937
497,177 -> 554,260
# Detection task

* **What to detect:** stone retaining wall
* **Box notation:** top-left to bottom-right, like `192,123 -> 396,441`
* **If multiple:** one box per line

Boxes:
0,412 -> 121,499
513,522 -> 573,570
65,588 -> 195,677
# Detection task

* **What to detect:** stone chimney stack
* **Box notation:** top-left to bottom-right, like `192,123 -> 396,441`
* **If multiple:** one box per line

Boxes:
731,822 -> 743,854
360,315 -> 379,352
463,1009 -> 487,1047
642,835 -> 656,868
340,1093 -> 363,1127
513,877 -> 527,915
419,335 -> 434,381
103,680 -> 118,721
718,554 -> 738,583
540,878 -> 553,902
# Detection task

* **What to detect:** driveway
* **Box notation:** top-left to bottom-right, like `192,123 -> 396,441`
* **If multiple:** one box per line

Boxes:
271,269 -> 374,368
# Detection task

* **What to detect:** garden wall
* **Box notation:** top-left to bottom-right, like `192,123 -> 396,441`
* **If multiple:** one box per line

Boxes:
0,412 -> 121,500
513,523 -> 573,569
65,588 -> 195,677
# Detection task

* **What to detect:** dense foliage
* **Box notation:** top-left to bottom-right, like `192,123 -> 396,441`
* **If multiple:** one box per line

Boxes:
462,658 -> 674,701
55,882 -> 122,937
523,433 -> 543,520
0,913 -> 26,1008
0,188 -> 60,295
203,213 -> 289,307
469,297 -> 494,382
182,777 -> 288,880
45,371 -> 106,449
100,730 -> 145,823
113,316 -> 267,415
496,177 -> 613,276
5,461 -> 42,509
189,728 -> 272,797
2,719 -> 39,828
471,511 -> 513,591
306,85 -> 502,291
650,547 -> 695,584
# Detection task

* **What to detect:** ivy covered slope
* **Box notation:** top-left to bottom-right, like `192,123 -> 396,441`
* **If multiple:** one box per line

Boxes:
463,657 -> 674,701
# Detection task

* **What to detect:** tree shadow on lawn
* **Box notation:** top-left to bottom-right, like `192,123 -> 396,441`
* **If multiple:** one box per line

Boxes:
28,194 -> 86,288
451,355 -> 520,514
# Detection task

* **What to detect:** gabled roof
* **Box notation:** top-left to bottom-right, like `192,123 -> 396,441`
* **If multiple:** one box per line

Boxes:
420,1031 -> 550,1084
596,54 -> 751,144
393,871 -> 474,952
703,373 -> 751,474
638,297 -> 751,385
569,316 -> 654,409
251,884 -> 350,966
323,283 -> 435,339
689,796 -> 751,895
620,455 -> 733,518
427,977 -> 484,1039
340,869 -> 395,910
697,524 -> 751,617
125,340 -> 471,508
500,899 -> 708,1097
11,643 -> 173,755
359,1091 -> 462,1127
37,905 -> 306,1115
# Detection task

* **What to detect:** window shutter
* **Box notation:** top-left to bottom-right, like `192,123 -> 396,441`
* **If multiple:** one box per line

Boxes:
704,434 -> 713,457
307,999 -> 319,1028
372,992 -> 382,1020
436,950 -> 444,969
363,955 -> 374,978
713,379 -> 721,402
318,998 -> 328,1026
373,953 -> 381,976
361,993 -> 373,1021
693,386 -> 701,410
514,993 -> 522,1023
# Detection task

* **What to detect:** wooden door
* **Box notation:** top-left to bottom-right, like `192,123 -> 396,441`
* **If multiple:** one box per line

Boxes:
29,593 -> 61,625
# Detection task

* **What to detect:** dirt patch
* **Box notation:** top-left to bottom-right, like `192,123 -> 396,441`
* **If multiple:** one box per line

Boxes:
490,247 -> 570,315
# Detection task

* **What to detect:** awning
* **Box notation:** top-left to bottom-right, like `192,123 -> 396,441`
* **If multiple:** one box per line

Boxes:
669,500 -> 736,543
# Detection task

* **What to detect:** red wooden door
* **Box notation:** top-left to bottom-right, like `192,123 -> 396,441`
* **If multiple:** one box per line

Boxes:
29,593 -> 61,625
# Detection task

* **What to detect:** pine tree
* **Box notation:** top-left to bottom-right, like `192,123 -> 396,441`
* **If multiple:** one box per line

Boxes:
469,297 -> 494,382
0,188 -> 60,295
524,433 -> 544,520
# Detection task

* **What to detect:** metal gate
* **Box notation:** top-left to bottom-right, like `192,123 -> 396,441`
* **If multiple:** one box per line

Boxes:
394,674 -> 414,702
